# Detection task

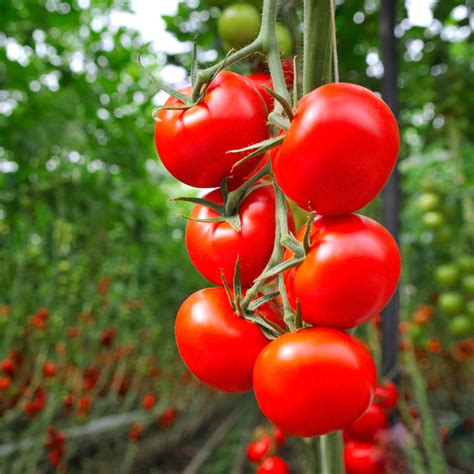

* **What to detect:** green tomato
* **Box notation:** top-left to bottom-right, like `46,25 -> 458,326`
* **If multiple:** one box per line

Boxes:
466,300 -> 474,318
276,23 -> 293,58
416,192 -> 441,212
218,3 -> 260,49
420,177 -> 442,193
462,274 -> 474,296
434,264 -> 459,287
422,211 -> 444,229
449,315 -> 473,337
437,291 -> 464,316
457,255 -> 474,273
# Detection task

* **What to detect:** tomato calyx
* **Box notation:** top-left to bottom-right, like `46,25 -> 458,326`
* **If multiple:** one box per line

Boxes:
227,136 -> 285,174
220,261 -> 285,340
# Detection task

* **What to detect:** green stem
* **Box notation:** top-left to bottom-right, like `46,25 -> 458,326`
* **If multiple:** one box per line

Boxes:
319,434 -> 331,473
329,431 -> 344,474
404,349 -> 447,474
192,0 -> 285,102
303,0 -> 333,93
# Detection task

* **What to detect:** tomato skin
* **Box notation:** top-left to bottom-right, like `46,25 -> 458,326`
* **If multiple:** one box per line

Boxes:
374,380 -> 398,410
154,71 -> 269,188
257,456 -> 290,474
344,441 -> 386,474
273,426 -> 286,447
175,288 -> 270,393
253,328 -> 376,437
273,83 -> 399,215
247,435 -> 272,463
284,214 -> 400,329
344,403 -> 388,443
186,185 -> 294,287
247,73 -> 274,111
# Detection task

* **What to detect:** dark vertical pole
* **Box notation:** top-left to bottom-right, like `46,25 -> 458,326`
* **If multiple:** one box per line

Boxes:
380,0 -> 400,377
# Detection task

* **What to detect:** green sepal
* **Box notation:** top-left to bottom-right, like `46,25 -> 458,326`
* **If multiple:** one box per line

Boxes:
245,312 -> 285,339
229,135 -> 285,171
292,55 -> 299,110
262,86 -> 294,120
303,212 -> 317,254
171,196 -> 225,215
295,299 -> 303,330
220,269 -> 236,313
233,256 -> 243,314
248,292 -> 280,312
191,36 -> 198,87
138,55 -> 191,105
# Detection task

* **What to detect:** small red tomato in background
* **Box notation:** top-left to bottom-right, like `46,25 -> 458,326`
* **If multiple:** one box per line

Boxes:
247,73 -> 274,111
43,361 -> 57,378
257,456 -> 290,474
375,380 -> 399,410
284,214 -> 401,329
273,82 -> 399,215
186,185 -> 294,288
344,403 -> 389,443
247,435 -> 272,463
175,288 -> 271,392
154,71 -> 269,188
157,407 -> 178,428
253,328 -> 376,437
273,426 -> 286,447
344,441 -> 386,474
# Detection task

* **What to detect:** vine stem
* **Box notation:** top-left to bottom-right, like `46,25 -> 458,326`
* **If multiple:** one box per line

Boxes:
329,0 -> 339,83
191,0 -> 290,103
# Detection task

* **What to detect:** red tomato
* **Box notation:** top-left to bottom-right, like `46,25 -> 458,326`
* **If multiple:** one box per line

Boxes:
186,185 -> 294,287
273,426 -> 286,447
175,288 -> 271,392
257,456 -> 290,474
273,83 -> 399,215
253,328 -> 376,437
344,403 -> 388,443
374,380 -> 399,410
154,71 -> 269,188
344,441 -> 386,474
284,214 -> 400,329
247,435 -> 272,463
247,73 -> 274,111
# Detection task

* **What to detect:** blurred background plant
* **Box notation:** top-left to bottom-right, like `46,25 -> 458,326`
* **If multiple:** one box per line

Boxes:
0,0 -> 473,472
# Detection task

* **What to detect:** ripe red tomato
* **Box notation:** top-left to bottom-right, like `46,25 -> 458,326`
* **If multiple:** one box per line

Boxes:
175,288 -> 271,392
247,72 -> 274,111
273,426 -> 286,447
247,435 -> 272,463
344,403 -> 388,443
154,71 -> 269,188
186,185 -> 294,288
273,83 -> 399,215
374,380 -> 399,410
253,328 -> 376,437
344,441 -> 386,474
257,456 -> 290,474
284,214 -> 401,329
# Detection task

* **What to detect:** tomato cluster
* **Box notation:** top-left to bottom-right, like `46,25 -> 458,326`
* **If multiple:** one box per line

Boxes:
406,176 -> 474,348
155,56 -> 400,439
246,424 -> 289,473
344,380 -> 399,474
